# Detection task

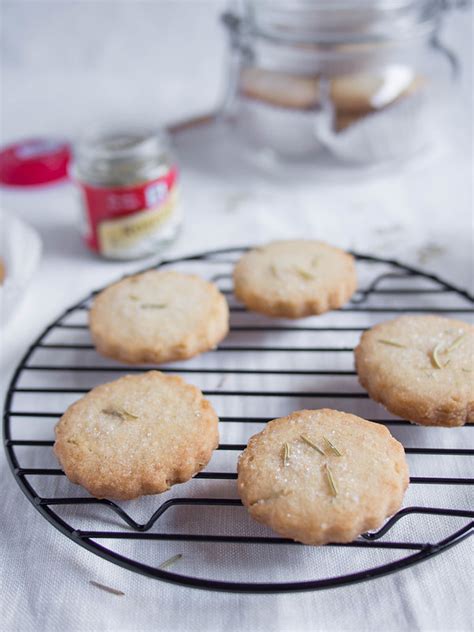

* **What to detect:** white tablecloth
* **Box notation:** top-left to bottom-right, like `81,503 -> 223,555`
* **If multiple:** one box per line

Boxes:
1,3 -> 473,631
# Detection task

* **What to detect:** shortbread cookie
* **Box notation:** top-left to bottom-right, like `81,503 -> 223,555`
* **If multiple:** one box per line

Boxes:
233,240 -> 357,318
239,66 -> 423,115
355,316 -> 474,427
89,270 -> 229,364
241,67 -> 320,110
238,409 -> 408,545
331,69 -> 424,114
54,371 -> 219,500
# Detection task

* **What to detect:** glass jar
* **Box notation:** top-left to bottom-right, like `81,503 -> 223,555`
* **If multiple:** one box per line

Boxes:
221,0 -> 461,166
72,129 -> 181,260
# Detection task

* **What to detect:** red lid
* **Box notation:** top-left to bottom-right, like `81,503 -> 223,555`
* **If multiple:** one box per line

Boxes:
0,138 -> 70,186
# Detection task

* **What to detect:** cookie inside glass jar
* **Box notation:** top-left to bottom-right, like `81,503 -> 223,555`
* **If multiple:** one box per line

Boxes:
239,63 -> 425,132
331,65 -> 425,131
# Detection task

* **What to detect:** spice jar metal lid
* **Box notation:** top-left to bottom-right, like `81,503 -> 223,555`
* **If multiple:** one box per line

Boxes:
72,128 -> 172,187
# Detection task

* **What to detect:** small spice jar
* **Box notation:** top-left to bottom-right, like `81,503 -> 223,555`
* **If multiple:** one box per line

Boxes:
72,129 -> 181,259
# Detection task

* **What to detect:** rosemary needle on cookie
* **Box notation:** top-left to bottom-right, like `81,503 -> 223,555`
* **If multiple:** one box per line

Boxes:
300,434 -> 324,455
325,464 -> 338,497
378,339 -> 406,349
323,437 -> 343,457
281,442 -> 291,466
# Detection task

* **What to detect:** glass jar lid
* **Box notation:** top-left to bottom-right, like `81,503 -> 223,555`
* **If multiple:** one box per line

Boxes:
228,0 -> 443,45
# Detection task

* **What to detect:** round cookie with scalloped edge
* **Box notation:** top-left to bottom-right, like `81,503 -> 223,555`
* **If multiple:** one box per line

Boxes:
89,269 -> 229,364
54,371 -> 219,500
233,240 -> 357,318
237,409 -> 409,545
355,316 -> 474,427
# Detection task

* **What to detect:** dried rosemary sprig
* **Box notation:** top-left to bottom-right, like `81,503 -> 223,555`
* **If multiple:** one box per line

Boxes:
300,434 -> 324,455
377,339 -> 406,349
270,264 -> 279,278
89,580 -> 124,596
446,333 -> 466,353
121,408 -> 139,420
431,341 -> 448,369
141,303 -> 167,309
101,408 -> 123,420
294,265 -> 315,280
323,436 -> 343,457
102,407 -> 139,421
159,553 -> 183,570
281,442 -> 291,466
430,333 -> 466,369
325,464 -> 338,497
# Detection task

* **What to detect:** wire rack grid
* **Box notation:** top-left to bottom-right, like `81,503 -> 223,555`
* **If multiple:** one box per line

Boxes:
3,247 -> 474,593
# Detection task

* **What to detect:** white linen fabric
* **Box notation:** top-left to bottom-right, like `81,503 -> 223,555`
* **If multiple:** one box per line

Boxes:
1,161 -> 473,630
1,2 -> 473,630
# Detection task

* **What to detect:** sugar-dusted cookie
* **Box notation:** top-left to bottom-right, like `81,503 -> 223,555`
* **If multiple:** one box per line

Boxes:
355,316 -> 474,427
233,240 -> 357,318
89,270 -> 229,364
54,371 -> 219,500
237,409 -> 408,545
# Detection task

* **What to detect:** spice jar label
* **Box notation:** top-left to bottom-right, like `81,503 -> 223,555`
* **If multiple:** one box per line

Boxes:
79,166 -> 179,257
98,188 -> 177,257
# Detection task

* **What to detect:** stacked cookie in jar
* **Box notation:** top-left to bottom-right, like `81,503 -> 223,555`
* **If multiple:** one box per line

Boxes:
222,0 -> 458,164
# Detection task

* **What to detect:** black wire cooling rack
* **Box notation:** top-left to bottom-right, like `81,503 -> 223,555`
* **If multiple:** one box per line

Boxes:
3,247 -> 474,593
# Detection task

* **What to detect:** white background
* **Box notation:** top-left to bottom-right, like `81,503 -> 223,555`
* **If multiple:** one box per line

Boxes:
1,1 -> 473,631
